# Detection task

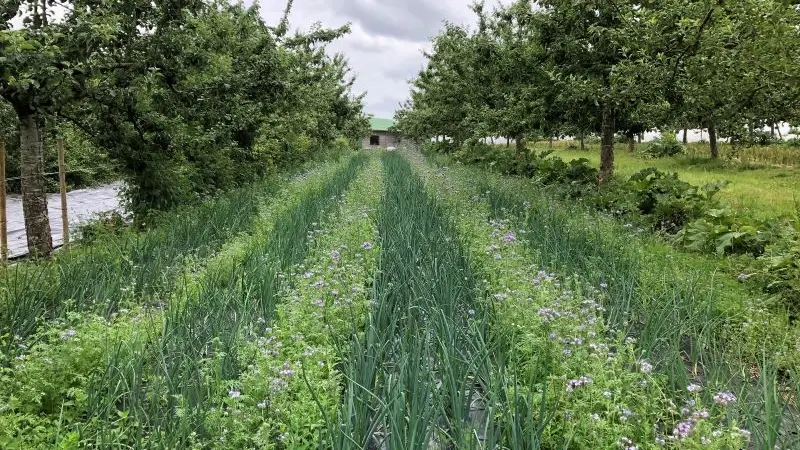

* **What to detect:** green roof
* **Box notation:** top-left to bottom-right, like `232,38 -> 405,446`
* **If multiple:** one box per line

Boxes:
369,118 -> 395,132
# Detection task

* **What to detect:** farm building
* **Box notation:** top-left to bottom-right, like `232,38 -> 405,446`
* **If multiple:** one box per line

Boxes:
362,118 -> 399,149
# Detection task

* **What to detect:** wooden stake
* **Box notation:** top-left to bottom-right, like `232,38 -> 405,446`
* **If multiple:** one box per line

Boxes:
0,141 -> 7,263
58,138 -> 69,248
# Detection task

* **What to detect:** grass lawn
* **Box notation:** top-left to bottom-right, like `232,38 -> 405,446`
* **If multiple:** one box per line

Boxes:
547,143 -> 800,219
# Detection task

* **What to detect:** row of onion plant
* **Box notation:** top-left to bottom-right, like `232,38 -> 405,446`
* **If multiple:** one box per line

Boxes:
0,155 -> 367,448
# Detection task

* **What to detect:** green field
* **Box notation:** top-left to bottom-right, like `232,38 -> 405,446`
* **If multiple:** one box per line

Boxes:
548,143 -> 800,219
1,149 -> 796,449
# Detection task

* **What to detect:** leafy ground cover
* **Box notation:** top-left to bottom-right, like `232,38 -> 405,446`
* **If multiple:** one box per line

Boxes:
205,155 -> 384,448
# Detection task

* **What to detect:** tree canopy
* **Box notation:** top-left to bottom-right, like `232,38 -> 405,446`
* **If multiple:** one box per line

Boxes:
395,0 -> 800,176
1,0 -> 369,255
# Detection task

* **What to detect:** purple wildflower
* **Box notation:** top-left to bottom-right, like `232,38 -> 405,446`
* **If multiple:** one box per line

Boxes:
619,437 -> 638,450
361,241 -> 374,250
713,391 -> 737,406
503,232 -> 517,243
331,250 -> 341,262
687,383 -> 703,393
566,376 -> 592,392
537,308 -> 560,322
673,419 -> 696,439
60,329 -> 77,341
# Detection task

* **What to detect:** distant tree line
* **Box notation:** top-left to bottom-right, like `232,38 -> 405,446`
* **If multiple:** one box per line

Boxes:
1,0 -> 369,256
395,0 -> 800,174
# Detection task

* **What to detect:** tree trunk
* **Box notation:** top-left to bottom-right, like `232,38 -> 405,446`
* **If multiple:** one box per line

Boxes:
515,134 -> 525,161
579,130 -> 585,151
708,120 -> 718,158
771,122 -> 775,137
490,137 -> 495,145
506,137 -> 510,147
18,112 -> 53,257
777,124 -> 783,140
627,132 -> 635,152
600,105 -> 615,179
637,132 -> 643,144
548,136 -> 553,148
683,127 -> 688,144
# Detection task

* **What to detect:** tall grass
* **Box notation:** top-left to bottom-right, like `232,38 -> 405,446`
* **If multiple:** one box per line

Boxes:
0,180 -> 279,350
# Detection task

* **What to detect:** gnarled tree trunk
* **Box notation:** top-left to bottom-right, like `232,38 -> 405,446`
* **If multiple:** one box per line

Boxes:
707,120 -> 718,159
515,134 -> 525,161
600,105 -> 615,180
18,112 -> 53,257
627,131 -> 635,152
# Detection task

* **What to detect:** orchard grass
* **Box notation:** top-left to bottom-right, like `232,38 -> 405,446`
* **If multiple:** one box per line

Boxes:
0,154 -> 368,448
548,141 -> 800,219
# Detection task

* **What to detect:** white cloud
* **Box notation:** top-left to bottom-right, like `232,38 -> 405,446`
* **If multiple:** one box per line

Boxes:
254,0 -> 482,119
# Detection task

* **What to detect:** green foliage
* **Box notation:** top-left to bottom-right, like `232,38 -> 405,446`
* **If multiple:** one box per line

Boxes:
395,0 -> 800,173
641,135 -> 686,158
754,225 -> 800,312
625,168 -> 725,233
1,1 -> 368,220
673,209 -> 785,256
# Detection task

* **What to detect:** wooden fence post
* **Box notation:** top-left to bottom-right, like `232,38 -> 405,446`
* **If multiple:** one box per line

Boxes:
58,138 -> 69,248
0,141 -> 7,263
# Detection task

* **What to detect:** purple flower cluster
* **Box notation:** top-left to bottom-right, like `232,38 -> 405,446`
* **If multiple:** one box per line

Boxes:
713,391 -> 736,406
687,383 -> 703,393
619,437 -> 638,450
502,232 -> 517,243
566,376 -> 593,392
537,307 -> 561,322
673,418 -> 696,439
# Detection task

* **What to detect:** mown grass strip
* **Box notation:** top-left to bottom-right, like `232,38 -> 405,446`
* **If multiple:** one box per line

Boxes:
0,155 -> 367,448
202,155 -> 384,449
406,148 -> 751,449
333,152 -> 487,449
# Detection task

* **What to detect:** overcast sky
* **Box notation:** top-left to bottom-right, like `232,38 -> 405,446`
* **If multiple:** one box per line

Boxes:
253,0 -> 482,120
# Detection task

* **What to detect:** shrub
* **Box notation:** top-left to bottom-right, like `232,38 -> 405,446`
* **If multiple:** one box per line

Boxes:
751,219 -> 800,314
640,135 -> 685,158
672,208 -> 784,256
625,169 -> 725,233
